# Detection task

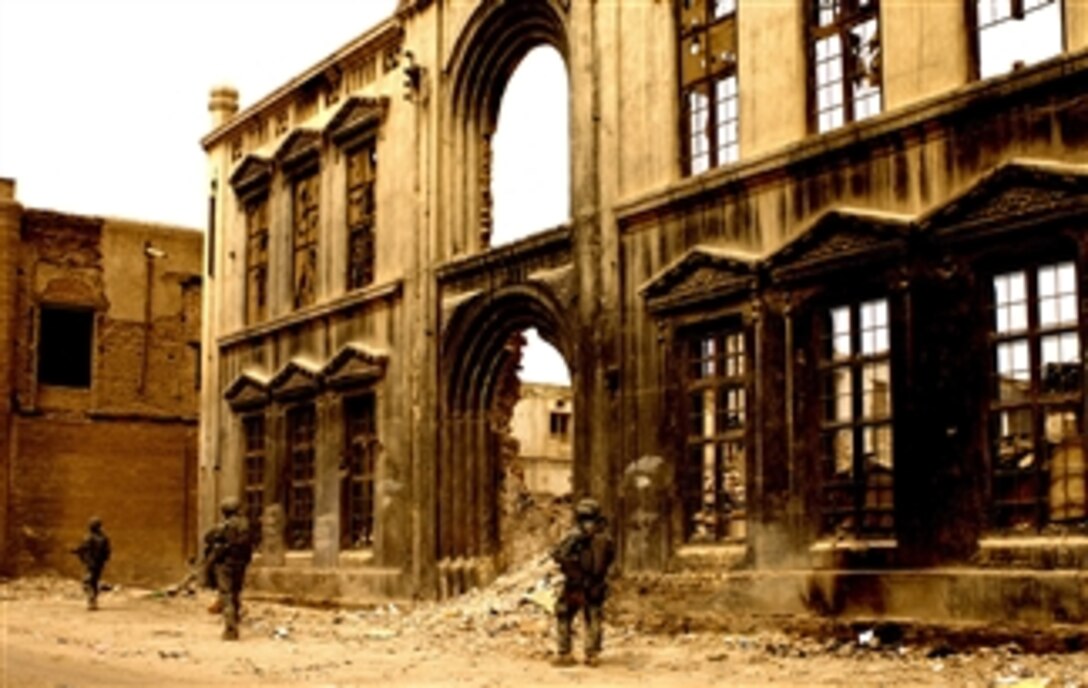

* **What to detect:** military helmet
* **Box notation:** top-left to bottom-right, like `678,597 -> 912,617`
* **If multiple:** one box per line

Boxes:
574,497 -> 601,520
88,516 -> 102,531
220,497 -> 241,515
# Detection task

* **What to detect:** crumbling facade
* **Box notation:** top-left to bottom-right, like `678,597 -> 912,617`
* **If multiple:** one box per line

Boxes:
202,0 -> 1088,621
0,180 -> 203,585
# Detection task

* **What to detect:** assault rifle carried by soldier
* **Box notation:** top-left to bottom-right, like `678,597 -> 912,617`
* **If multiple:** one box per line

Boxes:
550,497 -> 615,667
71,516 -> 111,611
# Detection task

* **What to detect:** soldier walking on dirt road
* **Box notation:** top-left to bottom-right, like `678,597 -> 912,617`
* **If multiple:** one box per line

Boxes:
203,497 -> 253,640
71,516 -> 111,611
550,497 -> 615,667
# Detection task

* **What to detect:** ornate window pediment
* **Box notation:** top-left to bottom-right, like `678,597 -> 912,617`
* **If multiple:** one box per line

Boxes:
640,245 -> 759,315
275,129 -> 322,175
766,209 -> 911,284
269,357 -> 322,401
229,154 -> 273,202
225,370 -> 271,411
326,96 -> 388,148
921,160 -> 1088,237
322,342 -> 388,389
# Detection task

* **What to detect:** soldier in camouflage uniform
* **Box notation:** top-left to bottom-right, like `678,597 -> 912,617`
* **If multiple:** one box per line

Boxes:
550,497 -> 615,667
203,497 -> 253,640
72,516 -> 111,610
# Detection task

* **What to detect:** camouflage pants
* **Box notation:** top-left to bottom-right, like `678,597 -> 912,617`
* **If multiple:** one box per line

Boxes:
215,566 -> 244,639
556,598 -> 604,658
82,567 -> 103,609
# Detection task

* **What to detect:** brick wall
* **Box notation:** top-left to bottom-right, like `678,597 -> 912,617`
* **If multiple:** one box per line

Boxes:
9,416 -> 197,585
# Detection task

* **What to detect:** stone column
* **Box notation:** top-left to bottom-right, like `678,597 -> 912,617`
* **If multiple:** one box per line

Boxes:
261,406 -> 286,566
312,393 -> 341,568
0,179 -> 21,572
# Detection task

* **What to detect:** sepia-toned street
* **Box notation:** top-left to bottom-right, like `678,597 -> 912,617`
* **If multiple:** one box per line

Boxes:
3,573 -> 1086,688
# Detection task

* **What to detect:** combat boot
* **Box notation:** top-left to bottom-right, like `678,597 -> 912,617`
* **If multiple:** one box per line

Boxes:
551,653 -> 576,667
222,627 -> 239,641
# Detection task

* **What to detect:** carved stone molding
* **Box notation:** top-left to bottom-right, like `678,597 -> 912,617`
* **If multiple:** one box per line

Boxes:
326,96 -> 389,148
269,358 -> 322,401
229,154 -> 273,202
322,342 -> 389,390
641,245 -> 759,316
275,129 -> 322,176
766,209 -> 910,284
225,370 -> 271,411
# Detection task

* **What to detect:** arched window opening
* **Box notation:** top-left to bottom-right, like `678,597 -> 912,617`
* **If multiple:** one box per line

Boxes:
489,46 -> 571,247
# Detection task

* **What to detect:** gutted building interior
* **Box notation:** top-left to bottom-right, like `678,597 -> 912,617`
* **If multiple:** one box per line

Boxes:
201,0 -> 1088,620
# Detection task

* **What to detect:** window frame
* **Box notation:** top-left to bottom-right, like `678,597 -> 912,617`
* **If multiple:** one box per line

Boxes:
242,413 -> 266,547
679,320 -> 751,544
817,296 -> 896,538
291,169 -> 321,309
968,0 -> 1066,81
806,0 -> 883,134
285,402 -> 317,550
244,194 -> 270,324
342,393 -> 378,550
677,0 -> 740,176
345,139 -> 377,291
987,257 -> 1085,532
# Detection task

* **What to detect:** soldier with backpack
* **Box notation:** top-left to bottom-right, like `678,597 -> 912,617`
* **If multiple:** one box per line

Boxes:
550,497 -> 615,667
203,497 -> 253,640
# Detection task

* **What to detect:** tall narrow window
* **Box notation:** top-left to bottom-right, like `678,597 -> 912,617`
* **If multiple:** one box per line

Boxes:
346,142 -> 377,290
820,298 -> 894,537
285,403 -> 316,550
682,327 -> 748,542
292,172 -> 320,309
809,0 -> 882,133
343,394 -> 377,549
974,0 -> 1063,80
245,196 -> 269,323
678,0 -> 739,175
242,414 -> 266,547
990,261 -> 1084,530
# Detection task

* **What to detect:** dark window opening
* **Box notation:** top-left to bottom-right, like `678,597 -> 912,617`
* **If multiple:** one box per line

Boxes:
346,142 -> 377,291
678,0 -> 739,175
243,414 -> 266,547
974,0 -> 1063,79
681,326 -> 748,543
820,298 -> 894,537
292,172 -> 320,309
38,306 -> 94,388
809,0 -> 882,133
245,196 -> 269,324
285,403 -> 316,550
342,394 -> 377,550
549,411 -> 571,438
990,261 -> 1085,531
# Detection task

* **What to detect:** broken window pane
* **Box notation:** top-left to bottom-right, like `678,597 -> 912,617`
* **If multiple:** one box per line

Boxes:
679,0 -> 739,175
343,394 -> 377,549
977,0 -> 1062,80
683,323 -> 748,543
990,259 -> 1085,531
820,298 -> 894,537
810,0 -> 881,133
243,414 -> 266,547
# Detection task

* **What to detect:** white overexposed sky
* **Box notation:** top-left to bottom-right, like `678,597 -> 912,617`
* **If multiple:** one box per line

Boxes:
0,0 -> 571,384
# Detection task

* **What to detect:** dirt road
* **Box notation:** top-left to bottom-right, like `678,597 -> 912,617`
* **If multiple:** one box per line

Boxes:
1,575 -> 1085,687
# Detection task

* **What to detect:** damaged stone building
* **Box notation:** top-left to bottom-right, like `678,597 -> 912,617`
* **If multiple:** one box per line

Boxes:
201,0 -> 1088,621
0,179 -> 203,584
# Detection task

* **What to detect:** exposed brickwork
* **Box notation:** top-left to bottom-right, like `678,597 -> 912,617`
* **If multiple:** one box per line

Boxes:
0,200 -> 203,586
9,417 -> 197,584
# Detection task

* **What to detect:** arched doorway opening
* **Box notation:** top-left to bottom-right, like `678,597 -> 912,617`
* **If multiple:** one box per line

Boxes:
488,46 -> 570,246
438,286 -> 576,592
